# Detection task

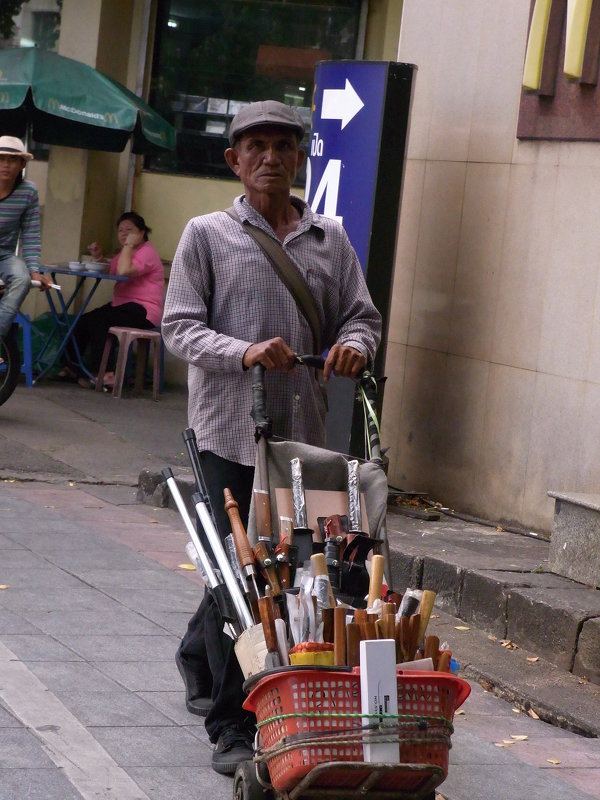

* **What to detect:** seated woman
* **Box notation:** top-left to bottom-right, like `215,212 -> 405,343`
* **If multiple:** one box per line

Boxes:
58,212 -> 164,388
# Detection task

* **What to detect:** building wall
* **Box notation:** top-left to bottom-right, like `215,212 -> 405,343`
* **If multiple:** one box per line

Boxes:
384,0 -> 600,532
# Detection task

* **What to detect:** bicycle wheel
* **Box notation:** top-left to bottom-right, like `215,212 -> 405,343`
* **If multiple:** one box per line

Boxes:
0,325 -> 21,406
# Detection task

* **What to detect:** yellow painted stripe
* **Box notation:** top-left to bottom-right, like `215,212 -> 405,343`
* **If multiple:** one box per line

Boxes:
565,0 -> 593,79
523,0 -> 552,91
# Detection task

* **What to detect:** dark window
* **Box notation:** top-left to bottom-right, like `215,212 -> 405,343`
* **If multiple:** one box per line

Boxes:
146,0 -> 364,181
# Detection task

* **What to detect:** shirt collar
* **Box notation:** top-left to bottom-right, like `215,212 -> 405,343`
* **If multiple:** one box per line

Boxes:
234,194 -> 326,236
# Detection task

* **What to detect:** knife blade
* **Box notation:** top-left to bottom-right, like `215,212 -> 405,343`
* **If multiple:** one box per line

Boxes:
290,458 -> 318,565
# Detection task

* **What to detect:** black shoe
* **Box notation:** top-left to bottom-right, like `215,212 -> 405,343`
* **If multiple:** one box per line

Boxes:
212,724 -> 254,775
175,651 -> 212,717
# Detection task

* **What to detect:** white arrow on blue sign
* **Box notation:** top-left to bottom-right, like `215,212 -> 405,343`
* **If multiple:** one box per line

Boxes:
321,79 -> 364,129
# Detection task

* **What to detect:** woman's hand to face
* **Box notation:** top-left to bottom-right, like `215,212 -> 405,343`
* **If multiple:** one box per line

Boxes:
124,231 -> 144,248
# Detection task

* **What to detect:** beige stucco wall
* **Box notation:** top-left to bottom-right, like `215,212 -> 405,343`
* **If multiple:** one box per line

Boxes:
384,0 -> 600,532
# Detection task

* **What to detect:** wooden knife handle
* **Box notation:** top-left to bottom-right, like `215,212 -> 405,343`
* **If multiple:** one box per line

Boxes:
346,622 -> 361,667
322,607 -> 335,643
334,607 -> 347,666
354,608 -> 368,625
407,613 -> 421,661
399,616 -> 410,661
417,589 -> 437,643
360,621 -> 378,641
382,612 -> 396,640
258,596 -> 278,653
367,554 -> 385,609
223,488 -> 254,568
424,635 -> 440,669
254,539 -> 281,596
275,540 -> 291,590
437,650 -> 452,672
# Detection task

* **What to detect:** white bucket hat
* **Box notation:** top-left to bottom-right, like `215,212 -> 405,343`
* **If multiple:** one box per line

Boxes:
0,136 -> 34,161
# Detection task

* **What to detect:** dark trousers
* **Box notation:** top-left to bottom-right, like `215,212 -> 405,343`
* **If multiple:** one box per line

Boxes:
70,301 -> 153,373
178,451 -> 255,742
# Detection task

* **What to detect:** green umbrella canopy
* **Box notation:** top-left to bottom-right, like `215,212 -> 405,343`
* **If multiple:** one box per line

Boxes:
0,47 -> 175,154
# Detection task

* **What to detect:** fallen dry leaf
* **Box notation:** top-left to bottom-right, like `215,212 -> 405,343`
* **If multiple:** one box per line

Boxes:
488,634 -> 498,642
500,639 -> 519,650
526,656 -> 539,663
511,735 -> 528,741
430,614 -> 439,619
578,676 -> 589,685
547,758 -> 560,765
455,625 -> 470,631
512,707 -> 521,714
480,679 -> 493,692
502,739 -> 515,745
455,709 -> 465,716
496,526 -> 503,532
494,742 -> 508,748
528,708 -> 540,719
178,563 -> 196,571
0,585 -> 8,590
150,519 -> 158,524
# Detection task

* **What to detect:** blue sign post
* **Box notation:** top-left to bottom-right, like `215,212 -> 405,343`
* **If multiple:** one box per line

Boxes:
307,61 -> 416,455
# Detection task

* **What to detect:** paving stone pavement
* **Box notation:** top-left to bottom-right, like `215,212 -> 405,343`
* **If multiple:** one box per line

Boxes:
0,382 -> 599,799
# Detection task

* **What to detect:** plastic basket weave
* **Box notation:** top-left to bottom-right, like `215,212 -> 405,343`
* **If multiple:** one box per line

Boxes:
243,667 -> 470,794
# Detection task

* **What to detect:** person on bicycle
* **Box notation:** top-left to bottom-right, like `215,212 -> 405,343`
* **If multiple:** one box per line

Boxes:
0,135 -> 52,344
162,101 -> 381,776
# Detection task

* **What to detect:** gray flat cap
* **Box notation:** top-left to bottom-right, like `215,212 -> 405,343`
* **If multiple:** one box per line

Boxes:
228,100 -> 305,146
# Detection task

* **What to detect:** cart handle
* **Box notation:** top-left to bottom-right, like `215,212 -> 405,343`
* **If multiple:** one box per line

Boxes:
252,355 -> 382,459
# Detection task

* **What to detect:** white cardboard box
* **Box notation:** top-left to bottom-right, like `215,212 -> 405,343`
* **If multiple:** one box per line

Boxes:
359,639 -> 399,763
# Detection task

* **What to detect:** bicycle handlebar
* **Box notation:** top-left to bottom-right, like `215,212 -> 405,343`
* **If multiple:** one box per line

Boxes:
251,354 -> 382,459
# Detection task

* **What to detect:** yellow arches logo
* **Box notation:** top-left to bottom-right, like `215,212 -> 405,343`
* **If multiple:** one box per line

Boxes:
523,0 -> 593,89
48,97 -> 60,112
104,112 -> 119,125
0,91 -> 9,105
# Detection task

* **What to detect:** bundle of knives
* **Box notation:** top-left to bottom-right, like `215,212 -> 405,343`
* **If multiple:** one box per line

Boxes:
164,429 -> 454,679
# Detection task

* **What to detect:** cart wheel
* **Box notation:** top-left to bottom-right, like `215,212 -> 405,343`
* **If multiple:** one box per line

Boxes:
233,760 -> 273,800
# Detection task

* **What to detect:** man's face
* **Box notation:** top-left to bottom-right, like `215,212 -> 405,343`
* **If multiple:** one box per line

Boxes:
225,125 -> 304,196
0,154 -> 25,183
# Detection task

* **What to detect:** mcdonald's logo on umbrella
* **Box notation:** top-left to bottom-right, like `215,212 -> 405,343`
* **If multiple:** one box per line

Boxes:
0,47 -> 175,154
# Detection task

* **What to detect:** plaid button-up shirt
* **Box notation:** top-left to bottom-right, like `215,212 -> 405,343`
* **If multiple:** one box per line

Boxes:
162,195 -> 381,466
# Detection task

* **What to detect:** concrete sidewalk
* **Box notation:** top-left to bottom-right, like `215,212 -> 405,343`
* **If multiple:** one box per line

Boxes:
1,381 -> 599,799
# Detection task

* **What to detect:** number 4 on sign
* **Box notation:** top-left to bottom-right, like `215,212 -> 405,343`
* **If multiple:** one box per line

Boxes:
306,157 -> 343,224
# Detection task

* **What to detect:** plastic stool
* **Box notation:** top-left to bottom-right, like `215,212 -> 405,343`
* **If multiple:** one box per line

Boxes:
96,326 -> 162,400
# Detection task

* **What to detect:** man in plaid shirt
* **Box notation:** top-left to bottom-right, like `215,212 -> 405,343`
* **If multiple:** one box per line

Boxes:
162,100 -> 381,775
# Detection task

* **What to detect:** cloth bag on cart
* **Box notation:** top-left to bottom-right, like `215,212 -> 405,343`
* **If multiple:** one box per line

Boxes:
246,438 -> 388,544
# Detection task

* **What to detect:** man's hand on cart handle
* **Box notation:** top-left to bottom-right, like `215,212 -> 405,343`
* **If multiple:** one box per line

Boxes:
243,337 -> 295,372
323,343 -> 366,382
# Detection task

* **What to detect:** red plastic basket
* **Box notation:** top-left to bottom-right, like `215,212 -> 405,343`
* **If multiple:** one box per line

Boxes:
243,668 -> 470,794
